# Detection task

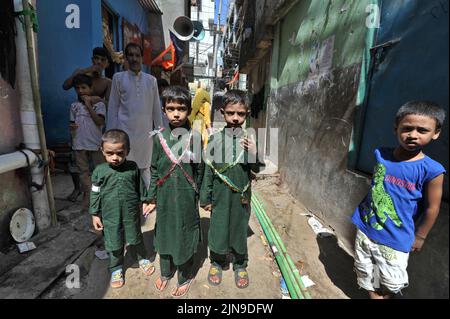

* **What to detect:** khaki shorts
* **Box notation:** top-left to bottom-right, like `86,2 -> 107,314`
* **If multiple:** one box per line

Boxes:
354,229 -> 409,294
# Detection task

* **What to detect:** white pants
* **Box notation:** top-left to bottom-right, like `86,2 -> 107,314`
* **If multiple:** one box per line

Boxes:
354,230 -> 409,294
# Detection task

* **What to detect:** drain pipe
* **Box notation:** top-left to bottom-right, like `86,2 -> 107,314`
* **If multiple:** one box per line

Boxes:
14,0 -> 57,229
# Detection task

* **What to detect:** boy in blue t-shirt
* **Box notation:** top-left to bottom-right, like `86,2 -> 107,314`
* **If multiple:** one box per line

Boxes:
351,101 -> 446,299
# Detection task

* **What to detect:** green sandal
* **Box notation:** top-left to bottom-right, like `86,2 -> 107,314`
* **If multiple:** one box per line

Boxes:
207,264 -> 223,286
234,268 -> 249,289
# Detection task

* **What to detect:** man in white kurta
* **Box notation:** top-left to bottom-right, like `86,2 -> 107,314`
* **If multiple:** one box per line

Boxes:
107,43 -> 163,187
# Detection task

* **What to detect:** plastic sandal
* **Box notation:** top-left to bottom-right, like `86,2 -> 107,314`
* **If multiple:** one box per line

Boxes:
207,264 -> 223,286
234,268 -> 249,289
171,279 -> 194,298
139,259 -> 155,276
110,270 -> 124,289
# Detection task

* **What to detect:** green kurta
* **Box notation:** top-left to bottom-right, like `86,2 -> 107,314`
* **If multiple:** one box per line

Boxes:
200,129 -> 263,256
89,160 -> 149,252
149,127 -> 204,266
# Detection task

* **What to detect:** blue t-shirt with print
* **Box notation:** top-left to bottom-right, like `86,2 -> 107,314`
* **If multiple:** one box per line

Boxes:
352,148 -> 446,252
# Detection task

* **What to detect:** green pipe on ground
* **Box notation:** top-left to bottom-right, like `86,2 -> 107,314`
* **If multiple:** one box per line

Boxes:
253,195 -> 311,299
252,199 -> 302,299
252,193 -> 312,299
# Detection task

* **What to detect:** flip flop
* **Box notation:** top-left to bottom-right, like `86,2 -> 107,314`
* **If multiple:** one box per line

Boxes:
171,279 -> 194,298
155,277 -> 170,292
207,264 -> 223,286
234,268 -> 249,289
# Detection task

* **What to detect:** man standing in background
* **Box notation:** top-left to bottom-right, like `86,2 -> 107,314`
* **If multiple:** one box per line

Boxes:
107,43 -> 163,187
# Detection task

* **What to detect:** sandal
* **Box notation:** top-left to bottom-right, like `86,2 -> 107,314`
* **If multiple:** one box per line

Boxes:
139,259 -> 156,276
155,277 -> 170,292
207,264 -> 223,286
171,279 -> 194,298
110,270 -> 124,289
234,268 -> 249,289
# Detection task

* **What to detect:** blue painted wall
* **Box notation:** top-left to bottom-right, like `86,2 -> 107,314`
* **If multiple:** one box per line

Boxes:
37,0 -> 149,146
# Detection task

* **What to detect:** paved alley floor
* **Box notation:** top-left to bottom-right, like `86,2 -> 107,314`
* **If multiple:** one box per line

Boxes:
7,170 -> 366,299
39,173 -> 281,299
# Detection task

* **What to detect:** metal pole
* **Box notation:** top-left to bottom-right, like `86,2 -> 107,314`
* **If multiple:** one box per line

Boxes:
196,4 -> 200,66
22,0 -> 57,226
210,0 -> 223,101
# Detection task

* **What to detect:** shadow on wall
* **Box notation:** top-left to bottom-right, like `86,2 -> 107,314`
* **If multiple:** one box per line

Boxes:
316,235 -> 367,299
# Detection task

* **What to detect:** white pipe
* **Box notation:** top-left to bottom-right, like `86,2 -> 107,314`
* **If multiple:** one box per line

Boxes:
0,150 -> 38,175
14,0 -> 52,231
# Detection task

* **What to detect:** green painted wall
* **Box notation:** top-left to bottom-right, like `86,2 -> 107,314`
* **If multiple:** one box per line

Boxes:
273,0 -> 370,88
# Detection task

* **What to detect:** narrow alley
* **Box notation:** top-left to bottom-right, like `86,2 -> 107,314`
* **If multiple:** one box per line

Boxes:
0,0 -> 448,303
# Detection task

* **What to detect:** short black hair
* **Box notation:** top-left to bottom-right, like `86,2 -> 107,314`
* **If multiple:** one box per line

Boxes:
222,90 -> 249,110
161,86 -> 192,111
396,101 -> 446,131
92,47 -> 110,60
125,43 -> 143,57
102,129 -> 130,151
73,74 -> 93,87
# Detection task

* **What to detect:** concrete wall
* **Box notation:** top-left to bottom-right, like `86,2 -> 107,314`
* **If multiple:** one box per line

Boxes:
266,0 -> 449,298
37,0 -> 150,147
0,78 -> 32,252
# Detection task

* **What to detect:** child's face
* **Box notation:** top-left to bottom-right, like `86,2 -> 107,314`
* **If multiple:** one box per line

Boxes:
221,103 -> 249,128
102,142 -> 129,167
395,114 -> 440,152
75,83 -> 93,98
92,55 -> 109,71
164,101 -> 189,128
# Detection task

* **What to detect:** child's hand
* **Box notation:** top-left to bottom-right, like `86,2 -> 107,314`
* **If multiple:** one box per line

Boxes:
143,203 -> 156,218
240,136 -> 257,156
411,235 -> 425,252
81,95 -> 93,106
203,204 -> 212,212
69,123 -> 79,131
92,216 -> 104,231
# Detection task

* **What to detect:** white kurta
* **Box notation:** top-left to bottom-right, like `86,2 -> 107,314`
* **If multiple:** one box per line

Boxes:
107,70 -> 163,169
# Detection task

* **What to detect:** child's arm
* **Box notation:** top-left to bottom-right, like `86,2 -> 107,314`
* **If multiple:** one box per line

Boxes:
62,66 -> 101,90
147,137 -> 160,205
241,135 -> 265,173
152,82 -> 163,129
412,174 -> 445,252
81,96 -> 105,127
200,162 -> 213,211
89,168 -> 104,231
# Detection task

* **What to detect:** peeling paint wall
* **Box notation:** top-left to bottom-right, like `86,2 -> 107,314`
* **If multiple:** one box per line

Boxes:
267,0 -> 449,297
0,78 -> 33,252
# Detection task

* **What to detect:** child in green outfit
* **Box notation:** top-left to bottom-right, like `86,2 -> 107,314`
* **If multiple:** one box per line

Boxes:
90,129 -> 155,289
200,90 -> 264,289
145,86 -> 204,298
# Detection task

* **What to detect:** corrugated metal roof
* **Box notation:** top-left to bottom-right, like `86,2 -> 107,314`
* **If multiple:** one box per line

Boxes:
139,0 -> 163,14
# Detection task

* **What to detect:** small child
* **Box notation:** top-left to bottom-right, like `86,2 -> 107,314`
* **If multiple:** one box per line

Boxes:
70,74 -> 106,210
145,86 -> 204,298
90,129 -> 155,289
351,101 -> 446,299
200,90 -> 264,289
